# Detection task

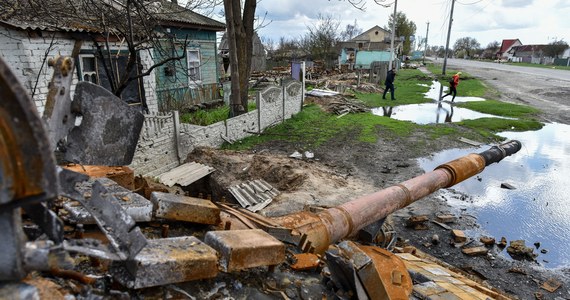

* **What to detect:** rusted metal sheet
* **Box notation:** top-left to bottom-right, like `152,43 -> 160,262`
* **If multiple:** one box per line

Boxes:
150,192 -> 221,225
291,253 -> 320,271
61,177 -> 153,224
218,203 -> 294,244
228,179 -> 280,212
0,56 -> 59,280
158,162 -> 215,187
58,169 -> 147,260
111,236 -> 219,289
63,165 -> 135,190
204,229 -> 285,272
326,241 -> 413,299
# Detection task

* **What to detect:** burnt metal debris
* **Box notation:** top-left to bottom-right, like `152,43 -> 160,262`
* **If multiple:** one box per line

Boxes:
0,54 -> 525,298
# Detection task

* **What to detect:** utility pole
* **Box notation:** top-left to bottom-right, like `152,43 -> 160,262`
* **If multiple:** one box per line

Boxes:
389,0 -> 398,69
442,0 -> 455,75
423,21 -> 429,65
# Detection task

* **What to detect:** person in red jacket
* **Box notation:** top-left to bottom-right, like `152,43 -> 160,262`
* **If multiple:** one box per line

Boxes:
442,72 -> 461,102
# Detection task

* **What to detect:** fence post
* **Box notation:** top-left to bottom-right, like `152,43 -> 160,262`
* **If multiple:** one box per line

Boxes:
173,110 -> 182,164
257,90 -> 261,134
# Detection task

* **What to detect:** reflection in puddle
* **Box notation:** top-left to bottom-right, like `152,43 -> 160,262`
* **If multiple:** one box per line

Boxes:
423,80 -> 486,103
418,123 -> 570,268
372,81 -> 500,124
371,102 -> 505,124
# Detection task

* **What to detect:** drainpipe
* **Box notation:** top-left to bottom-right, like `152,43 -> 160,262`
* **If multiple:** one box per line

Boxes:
277,140 -> 522,254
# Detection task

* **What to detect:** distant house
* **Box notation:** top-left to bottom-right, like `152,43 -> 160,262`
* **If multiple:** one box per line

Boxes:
509,44 -> 548,63
0,0 -> 225,114
338,25 -> 401,69
496,39 -> 522,59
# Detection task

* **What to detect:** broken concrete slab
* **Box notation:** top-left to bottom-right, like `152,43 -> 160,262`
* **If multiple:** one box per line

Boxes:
60,177 -> 153,224
111,236 -> 218,289
150,192 -> 221,225
204,229 -> 285,272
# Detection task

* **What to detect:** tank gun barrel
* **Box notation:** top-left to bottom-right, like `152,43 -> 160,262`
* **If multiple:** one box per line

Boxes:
277,140 -> 522,254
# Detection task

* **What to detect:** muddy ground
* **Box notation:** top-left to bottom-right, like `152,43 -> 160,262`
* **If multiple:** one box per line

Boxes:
184,65 -> 570,299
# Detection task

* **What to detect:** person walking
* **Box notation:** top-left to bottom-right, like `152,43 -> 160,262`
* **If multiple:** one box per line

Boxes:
382,67 -> 397,100
441,72 -> 461,102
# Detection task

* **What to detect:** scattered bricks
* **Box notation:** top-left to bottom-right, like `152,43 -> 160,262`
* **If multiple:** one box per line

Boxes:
406,215 -> 429,230
462,246 -> 488,256
451,230 -> 467,243
150,192 -> 221,225
541,278 -> 562,293
498,237 -> 508,248
111,236 -> 218,289
507,240 -> 538,261
204,229 -> 285,272
435,214 -> 457,224
480,236 -> 496,246
290,253 -> 320,271
403,246 -> 417,254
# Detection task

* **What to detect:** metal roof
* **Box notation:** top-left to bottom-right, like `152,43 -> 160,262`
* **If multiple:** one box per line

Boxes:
228,179 -> 280,212
0,0 -> 224,34
158,161 -> 215,187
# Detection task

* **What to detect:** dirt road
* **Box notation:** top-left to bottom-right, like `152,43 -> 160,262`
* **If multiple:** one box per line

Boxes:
436,58 -> 570,124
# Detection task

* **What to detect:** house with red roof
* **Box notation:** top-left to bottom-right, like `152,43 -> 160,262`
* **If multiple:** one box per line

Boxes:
496,39 -> 522,60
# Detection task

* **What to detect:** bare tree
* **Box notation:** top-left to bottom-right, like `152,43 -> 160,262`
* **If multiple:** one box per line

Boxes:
544,39 -> 569,58
453,37 -> 481,58
223,0 -> 257,117
300,14 -> 341,68
339,19 -> 363,41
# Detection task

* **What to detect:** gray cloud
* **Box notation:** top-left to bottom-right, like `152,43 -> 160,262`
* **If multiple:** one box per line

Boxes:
501,0 -> 533,7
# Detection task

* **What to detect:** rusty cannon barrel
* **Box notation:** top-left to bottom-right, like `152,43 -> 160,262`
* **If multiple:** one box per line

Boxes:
275,140 -> 522,254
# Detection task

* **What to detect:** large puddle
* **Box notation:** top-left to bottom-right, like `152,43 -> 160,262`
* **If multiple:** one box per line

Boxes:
372,81 -> 505,124
418,123 -> 570,268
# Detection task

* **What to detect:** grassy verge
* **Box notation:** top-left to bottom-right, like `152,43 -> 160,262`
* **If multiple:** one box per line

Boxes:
505,62 -> 570,71
216,68 -> 544,151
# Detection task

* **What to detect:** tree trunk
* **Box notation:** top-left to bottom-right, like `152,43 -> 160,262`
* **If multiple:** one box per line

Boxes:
223,0 -> 256,117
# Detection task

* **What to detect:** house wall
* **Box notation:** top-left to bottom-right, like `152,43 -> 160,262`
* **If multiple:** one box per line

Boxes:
130,80 -> 304,177
154,29 -> 220,111
0,26 -> 159,114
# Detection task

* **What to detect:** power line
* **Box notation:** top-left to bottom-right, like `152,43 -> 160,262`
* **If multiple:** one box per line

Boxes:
456,0 -> 484,5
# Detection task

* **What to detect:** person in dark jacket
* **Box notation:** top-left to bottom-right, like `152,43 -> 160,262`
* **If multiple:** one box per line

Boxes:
441,72 -> 461,102
382,67 -> 397,100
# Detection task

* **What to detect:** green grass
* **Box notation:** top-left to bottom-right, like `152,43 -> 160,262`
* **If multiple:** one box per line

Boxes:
180,102 -> 257,126
457,99 -> 540,118
218,67 -> 544,151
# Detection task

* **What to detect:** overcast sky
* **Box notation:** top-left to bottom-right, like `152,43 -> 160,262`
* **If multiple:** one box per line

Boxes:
243,0 -> 570,49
